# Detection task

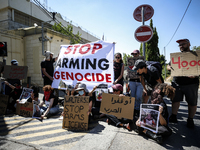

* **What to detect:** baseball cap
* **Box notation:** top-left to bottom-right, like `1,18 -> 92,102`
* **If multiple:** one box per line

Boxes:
131,50 -> 140,55
11,59 -> 18,65
75,83 -> 88,92
44,51 -> 54,59
132,60 -> 146,71
111,84 -> 123,92
176,39 -> 190,43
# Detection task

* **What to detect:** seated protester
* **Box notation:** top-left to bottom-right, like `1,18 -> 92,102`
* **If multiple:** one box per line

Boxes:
4,81 -> 23,112
4,60 -> 21,96
88,85 -> 106,120
39,85 -> 59,119
136,83 -> 175,144
27,86 -> 40,105
106,84 -> 132,131
132,60 -> 163,103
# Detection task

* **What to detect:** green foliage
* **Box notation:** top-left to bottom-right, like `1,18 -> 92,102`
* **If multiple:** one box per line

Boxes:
139,19 -> 160,62
123,53 -> 131,66
52,22 -> 82,44
192,46 -> 200,51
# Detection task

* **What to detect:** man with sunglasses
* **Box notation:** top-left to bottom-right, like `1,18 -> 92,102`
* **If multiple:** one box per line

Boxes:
167,39 -> 199,128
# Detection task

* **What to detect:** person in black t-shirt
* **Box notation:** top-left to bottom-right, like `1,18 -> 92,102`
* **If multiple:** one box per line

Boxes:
132,60 -> 163,103
41,51 -> 58,86
167,39 -> 199,128
113,53 -> 124,86
39,85 -> 59,119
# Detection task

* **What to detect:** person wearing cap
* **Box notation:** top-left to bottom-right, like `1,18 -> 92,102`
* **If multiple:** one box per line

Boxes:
129,50 -> 143,117
41,51 -> 58,86
167,39 -> 199,128
132,60 -> 163,103
106,84 -> 132,131
113,53 -> 124,86
4,59 -> 21,96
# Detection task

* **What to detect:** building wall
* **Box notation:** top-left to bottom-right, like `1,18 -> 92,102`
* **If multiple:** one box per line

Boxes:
24,30 -> 70,87
0,29 -> 24,66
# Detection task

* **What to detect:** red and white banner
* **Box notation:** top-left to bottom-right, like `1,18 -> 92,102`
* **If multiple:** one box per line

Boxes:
52,40 -> 115,91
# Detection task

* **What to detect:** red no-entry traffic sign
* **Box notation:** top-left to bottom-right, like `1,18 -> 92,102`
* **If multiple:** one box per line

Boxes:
134,25 -> 153,43
133,4 -> 154,22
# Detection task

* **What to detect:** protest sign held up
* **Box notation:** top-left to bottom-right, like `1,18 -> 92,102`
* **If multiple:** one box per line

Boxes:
3,65 -> 28,79
127,56 -> 144,79
19,88 -> 33,104
63,96 -> 89,130
52,40 -> 114,91
140,104 -> 160,133
100,93 -> 135,120
170,50 -> 200,77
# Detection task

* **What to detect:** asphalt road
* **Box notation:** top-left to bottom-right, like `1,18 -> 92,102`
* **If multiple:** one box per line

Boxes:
0,89 -> 200,150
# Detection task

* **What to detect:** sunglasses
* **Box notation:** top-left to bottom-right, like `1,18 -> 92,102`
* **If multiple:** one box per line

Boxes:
132,53 -> 138,56
115,57 -> 120,59
113,89 -> 119,92
178,43 -> 187,47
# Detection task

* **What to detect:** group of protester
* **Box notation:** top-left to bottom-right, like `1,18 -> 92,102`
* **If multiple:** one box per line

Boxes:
1,38 -> 199,145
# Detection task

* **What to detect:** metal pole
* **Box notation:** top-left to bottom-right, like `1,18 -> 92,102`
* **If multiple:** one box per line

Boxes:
42,22 -> 45,55
142,7 -> 145,59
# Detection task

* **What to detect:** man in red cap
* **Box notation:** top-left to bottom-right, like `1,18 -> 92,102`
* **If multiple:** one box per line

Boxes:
167,39 -> 199,128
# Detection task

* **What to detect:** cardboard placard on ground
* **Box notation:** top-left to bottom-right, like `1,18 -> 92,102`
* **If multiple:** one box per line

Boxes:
62,96 -> 89,130
0,94 -> 9,115
170,50 -> 200,76
16,102 -> 33,117
100,93 -> 135,120
127,56 -> 144,79
3,65 -> 28,79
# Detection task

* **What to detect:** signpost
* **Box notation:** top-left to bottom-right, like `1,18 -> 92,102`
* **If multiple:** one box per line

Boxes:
134,25 -> 153,43
133,4 -> 154,59
133,4 -> 154,22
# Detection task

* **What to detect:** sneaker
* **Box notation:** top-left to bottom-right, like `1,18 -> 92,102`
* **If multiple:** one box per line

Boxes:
58,116 -> 63,120
145,130 -> 163,144
169,114 -> 178,123
187,118 -> 194,128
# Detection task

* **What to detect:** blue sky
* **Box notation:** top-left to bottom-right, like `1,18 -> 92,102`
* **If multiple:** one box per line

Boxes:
47,0 -> 200,63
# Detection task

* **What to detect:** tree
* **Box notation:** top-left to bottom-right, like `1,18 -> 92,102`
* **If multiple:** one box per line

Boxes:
52,22 -> 82,44
139,19 -> 160,62
123,53 -> 131,66
192,46 -> 200,51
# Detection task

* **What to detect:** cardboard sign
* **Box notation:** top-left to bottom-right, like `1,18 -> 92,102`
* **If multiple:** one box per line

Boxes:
62,96 -> 89,130
19,88 -> 33,104
140,104 -> 160,133
0,94 -> 9,115
127,56 -> 144,79
16,102 -> 33,117
100,93 -> 135,120
3,65 -> 28,79
170,50 -> 200,76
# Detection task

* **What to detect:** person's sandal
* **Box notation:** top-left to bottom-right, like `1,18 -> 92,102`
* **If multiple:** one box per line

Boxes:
123,123 -> 132,131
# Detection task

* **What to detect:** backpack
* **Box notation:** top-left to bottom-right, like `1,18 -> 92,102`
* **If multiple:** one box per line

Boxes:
146,61 -> 164,83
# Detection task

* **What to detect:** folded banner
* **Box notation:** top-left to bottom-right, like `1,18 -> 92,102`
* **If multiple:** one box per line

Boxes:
52,40 -> 114,91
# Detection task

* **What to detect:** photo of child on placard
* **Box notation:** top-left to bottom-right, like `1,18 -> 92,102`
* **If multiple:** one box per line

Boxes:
32,103 -> 41,118
95,84 -> 108,101
19,88 -> 33,104
140,104 -> 160,133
